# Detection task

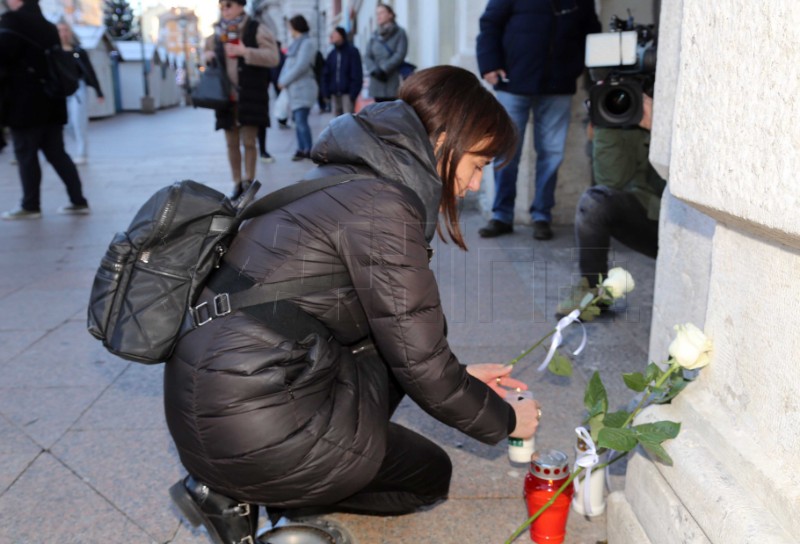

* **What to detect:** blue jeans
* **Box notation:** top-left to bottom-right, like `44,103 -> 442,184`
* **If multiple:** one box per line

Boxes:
492,91 -> 572,224
292,107 -> 312,153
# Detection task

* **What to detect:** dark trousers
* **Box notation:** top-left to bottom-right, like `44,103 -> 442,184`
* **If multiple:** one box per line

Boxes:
257,125 -> 267,155
333,369 -> 451,516
575,185 -> 658,287
280,371 -> 452,518
11,125 -> 87,211
332,421 -> 452,515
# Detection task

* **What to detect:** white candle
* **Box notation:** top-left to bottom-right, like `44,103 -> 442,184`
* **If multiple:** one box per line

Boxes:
571,462 -> 606,516
507,389 -> 535,464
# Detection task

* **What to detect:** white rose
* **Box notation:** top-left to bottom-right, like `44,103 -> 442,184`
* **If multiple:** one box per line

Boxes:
601,267 -> 635,299
668,323 -> 713,370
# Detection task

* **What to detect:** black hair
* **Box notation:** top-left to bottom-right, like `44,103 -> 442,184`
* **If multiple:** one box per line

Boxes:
288,14 -> 309,33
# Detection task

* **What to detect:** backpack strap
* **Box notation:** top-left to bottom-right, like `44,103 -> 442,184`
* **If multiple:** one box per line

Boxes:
240,173 -> 368,220
194,262 -> 351,328
191,173 -> 371,326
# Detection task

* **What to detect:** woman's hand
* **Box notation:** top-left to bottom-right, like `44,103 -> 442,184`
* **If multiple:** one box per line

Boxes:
466,363 -> 527,398
509,396 -> 541,439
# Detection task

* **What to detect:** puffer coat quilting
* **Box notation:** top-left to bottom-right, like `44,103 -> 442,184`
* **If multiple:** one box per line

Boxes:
164,101 -> 513,506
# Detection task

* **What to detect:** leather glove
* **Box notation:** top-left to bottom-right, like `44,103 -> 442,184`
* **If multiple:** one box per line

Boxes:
371,68 -> 388,82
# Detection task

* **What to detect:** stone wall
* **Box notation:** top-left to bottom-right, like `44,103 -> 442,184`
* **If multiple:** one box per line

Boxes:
607,1 -> 800,541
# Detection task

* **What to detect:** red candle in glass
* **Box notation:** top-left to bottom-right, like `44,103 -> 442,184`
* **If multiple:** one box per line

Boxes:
524,449 -> 574,543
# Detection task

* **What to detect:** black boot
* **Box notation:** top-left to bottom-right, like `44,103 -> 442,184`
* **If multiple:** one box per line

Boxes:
231,180 -> 251,201
169,475 -> 258,544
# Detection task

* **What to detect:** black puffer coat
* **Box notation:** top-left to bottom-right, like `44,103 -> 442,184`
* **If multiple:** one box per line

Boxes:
164,101 -> 513,506
0,1 -> 67,128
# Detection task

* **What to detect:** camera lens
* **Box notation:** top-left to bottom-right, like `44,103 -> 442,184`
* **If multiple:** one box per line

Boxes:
604,89 -> 632,116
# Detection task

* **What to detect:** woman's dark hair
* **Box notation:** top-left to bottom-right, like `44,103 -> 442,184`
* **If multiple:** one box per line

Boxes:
288,14 -> 309,33
376,3 -> 396,19
399,65 -> 517,250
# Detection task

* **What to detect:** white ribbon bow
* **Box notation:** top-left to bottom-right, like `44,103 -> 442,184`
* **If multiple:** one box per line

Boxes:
537,309 -> 587,372
574,426 -> 600,516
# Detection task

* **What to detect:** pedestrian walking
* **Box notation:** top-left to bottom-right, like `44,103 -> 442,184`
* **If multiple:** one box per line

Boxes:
203,0 -> 279,199
0,0 -> 90,220
322,26 -> 362,117
476,0 -> 600,240
277,15 -> 318,161
165,65 -> 541,544
364,3 -> 408,102
251,1 -> 278,163
57,20 -> 105,166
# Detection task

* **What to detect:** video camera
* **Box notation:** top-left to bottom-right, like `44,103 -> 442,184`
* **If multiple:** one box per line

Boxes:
585,11 -> 657,128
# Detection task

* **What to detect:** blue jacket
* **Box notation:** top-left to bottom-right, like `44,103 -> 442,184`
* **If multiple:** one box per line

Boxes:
476,0 -> 600,95
322,41 -> 363,101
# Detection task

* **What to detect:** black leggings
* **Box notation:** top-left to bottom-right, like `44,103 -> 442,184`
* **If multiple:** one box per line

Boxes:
333,422 -> 453,515
277,372 -> 452,518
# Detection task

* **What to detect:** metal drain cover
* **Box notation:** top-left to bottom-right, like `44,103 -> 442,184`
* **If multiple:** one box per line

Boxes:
258,518 -> 354,544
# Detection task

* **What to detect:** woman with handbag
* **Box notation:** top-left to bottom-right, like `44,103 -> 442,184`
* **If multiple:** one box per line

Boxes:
364,3 -> 409,102
56,20 -> 104,166
165,65 -> 542,544
203,0 -> 278,199
277,15 -> 318,161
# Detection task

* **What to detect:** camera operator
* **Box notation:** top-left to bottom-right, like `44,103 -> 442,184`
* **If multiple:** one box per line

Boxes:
574,92 -> 665,290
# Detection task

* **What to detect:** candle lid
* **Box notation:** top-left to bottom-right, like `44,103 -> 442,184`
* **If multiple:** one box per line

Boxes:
530,449 -> 570,480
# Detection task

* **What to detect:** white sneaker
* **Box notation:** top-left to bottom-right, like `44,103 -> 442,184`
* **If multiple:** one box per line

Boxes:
2,207 -> 42,220
73,156 -> 87,165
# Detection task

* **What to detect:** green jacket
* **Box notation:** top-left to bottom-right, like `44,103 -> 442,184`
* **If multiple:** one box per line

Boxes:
592,127 -> 666,220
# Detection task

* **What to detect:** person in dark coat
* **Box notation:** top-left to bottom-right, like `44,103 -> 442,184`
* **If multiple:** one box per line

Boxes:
322,26 -> 363,116
165,66 -> 542,544
203,0 -> 279,198
476,0 -> 600,241
0,0 -> 90,220
57,20 -> 104,165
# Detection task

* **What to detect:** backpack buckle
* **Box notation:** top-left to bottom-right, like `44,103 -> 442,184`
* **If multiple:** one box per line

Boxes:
191,293 -> 231,327
191,301 -> 213,326
213,293 -> 231,317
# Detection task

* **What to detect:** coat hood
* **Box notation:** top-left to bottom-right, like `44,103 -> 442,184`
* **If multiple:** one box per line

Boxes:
311,100 -> 442,241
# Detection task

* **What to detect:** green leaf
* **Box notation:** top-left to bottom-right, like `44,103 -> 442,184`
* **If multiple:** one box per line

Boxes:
634,421 -> 681,441
598,427 -> 638,452
589,413 -> 605,443
639,439 -> 674,465
623,372 -> 648,392
548,351 -> 573,377
603,410 -> 630,428
584,372 -> 608,415
587,400 -> 605,419
579,304 -> 601,322
645,362 -> 664,383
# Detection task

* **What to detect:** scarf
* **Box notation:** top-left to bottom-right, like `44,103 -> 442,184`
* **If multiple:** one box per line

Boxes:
219,13 -> 246,31
377,21 -> 398,40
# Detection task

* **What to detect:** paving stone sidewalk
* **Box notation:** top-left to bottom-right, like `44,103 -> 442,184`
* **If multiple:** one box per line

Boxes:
0,105 -> 655,544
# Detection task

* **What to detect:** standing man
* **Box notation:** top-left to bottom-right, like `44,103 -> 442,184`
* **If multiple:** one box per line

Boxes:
0,0 -> 90,220
476,0 -> 599,240
322,26 -> 363,116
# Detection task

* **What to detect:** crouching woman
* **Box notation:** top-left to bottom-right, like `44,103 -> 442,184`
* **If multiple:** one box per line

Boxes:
164,65 -> 542,544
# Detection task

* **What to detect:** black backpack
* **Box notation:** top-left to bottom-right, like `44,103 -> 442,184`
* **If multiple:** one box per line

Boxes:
0,29 -> 80,99
87,175 -> 361,364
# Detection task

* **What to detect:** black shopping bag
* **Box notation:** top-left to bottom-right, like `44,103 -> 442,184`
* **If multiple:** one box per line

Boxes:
190,61 -> 230,110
